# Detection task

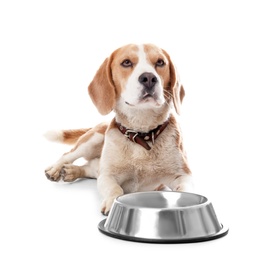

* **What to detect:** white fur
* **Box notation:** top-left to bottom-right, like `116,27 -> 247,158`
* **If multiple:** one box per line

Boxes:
44,130 -> 64,142
121,45 -> 165,108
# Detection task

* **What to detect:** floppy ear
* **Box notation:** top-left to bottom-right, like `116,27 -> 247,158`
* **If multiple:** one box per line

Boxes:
172,78 -> 185,115
164,50 -> 185,115
88,57 -> 116,115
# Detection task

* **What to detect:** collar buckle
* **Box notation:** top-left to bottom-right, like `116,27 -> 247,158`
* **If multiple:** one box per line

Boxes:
124,130 -> 138,142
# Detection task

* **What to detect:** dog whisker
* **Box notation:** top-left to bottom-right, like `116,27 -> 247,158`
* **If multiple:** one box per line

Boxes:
163,89 -> 174,107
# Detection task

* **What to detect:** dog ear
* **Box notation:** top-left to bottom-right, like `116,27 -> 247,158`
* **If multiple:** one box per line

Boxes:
163,50 -> 185,115
172,79 -> 185,115
88,57 -> 116,115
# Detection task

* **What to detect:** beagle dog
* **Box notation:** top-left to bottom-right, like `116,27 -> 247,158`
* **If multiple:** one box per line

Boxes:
45,43 -> 193,215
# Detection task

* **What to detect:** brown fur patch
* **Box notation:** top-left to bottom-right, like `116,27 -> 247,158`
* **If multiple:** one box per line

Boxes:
111,44 -> 139,94
169,115 -> 191,174
63,129 -> 91,145
182,161 -> 191,174
88,58 -> 116,115
144,44 -> 171,90
96,122 -> 109,135
70,123 -> 108,152
169,115 -> 182,151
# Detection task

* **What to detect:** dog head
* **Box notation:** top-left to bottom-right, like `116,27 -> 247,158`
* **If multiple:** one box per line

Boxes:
88,44 -> 185,115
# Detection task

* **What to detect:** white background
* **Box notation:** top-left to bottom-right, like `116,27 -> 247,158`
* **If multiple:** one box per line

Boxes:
0,0 -> 258,259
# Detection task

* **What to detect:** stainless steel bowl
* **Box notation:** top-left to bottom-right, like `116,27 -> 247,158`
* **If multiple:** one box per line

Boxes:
98,191 -> 228,243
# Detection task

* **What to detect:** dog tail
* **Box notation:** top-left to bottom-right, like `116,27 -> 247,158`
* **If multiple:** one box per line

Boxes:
44,128 -> 91,145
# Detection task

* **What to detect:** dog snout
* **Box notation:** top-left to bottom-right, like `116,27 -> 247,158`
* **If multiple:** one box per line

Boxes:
138,73 -> 157,92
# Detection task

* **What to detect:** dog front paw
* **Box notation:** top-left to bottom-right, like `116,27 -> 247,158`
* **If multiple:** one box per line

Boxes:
170,175 -> 194,193
173,182 -> 194,193
100,197 -> 117,216
61,164 -> 82,182
45,164 -> 63,182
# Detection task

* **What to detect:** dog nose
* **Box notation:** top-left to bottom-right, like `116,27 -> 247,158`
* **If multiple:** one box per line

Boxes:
138,73 -> 157,89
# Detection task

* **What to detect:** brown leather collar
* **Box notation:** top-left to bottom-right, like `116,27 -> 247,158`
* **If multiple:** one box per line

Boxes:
116,120 -> 169,150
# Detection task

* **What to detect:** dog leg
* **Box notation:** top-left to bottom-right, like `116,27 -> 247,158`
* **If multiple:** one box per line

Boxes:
45,159 -> 66,182
45,153 -> 83,182
154,184 -> 167,191
97,174 -> 124,215
61,158 -> 99,182
45,132 -> 104,181
168,174 -> 194,192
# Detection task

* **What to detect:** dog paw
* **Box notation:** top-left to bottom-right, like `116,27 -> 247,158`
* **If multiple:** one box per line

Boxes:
45,164 -> 63,182
173,185 -> 184,192
61,164 -> 82,182
173,183 -> 194,193
100,197 -> 116,216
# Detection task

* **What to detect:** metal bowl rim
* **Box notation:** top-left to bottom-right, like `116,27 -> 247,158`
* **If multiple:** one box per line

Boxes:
114,191 -> 210,210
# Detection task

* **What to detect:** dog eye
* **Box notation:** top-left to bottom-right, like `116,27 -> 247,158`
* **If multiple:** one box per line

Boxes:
156,59 -> 165,67
121,59 -> 133,67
